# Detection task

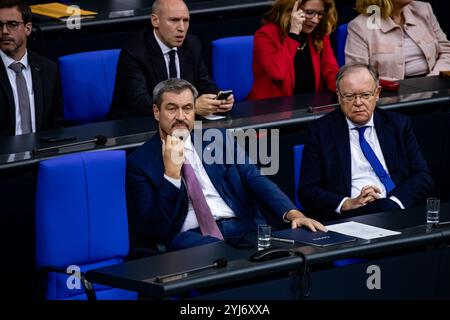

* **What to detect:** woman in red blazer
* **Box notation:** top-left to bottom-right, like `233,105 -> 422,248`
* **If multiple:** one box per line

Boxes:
248,0 -> 339,100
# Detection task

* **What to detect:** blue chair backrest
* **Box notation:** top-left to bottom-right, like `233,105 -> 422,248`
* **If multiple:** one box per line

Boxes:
293,144 -> 305,210
58,49 -> 120,124
212,36 -> 254,101
35,150 -> 136,300
336,23 -> 348,67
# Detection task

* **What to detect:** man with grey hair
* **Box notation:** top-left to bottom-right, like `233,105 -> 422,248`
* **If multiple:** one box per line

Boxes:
108,0 -> 233,120
298,63 -> 433,219
126,78 -> 325,251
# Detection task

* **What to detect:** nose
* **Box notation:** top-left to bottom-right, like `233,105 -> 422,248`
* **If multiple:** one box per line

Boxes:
311,15 -> 321,24
177,20 -> 186,32
1,23 -> 9,33
175,108 -> 185,120
353,95 -> 364,105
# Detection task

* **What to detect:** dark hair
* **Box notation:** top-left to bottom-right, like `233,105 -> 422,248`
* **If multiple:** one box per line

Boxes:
153,78 -> 198,108
336,63 -> 379,91
0,0 -> 32,24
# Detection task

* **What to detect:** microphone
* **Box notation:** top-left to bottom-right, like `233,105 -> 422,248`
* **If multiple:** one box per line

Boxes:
154,258 -> 227,283
32,135 -> 108,155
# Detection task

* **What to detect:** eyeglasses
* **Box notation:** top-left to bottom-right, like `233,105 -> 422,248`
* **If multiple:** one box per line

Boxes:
0,21 -> 25,31
303,9 -> 325,19
338,87 -> 378,102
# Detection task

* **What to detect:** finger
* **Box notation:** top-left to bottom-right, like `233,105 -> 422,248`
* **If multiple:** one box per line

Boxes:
307,221 -> 317,232
293,0 -> 298,12
202,93 -> 217,99
372,185 -> 382,194
313,220 -> 328,232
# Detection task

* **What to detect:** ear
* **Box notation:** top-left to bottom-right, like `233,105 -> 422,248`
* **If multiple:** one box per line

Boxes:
153,104 -> 160,121
24,22 -> 32,36
151,13 -> 159,28
375,86 -> 382,101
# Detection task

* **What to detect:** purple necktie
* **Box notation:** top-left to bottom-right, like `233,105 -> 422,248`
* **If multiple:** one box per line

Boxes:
182,160 -> 224,240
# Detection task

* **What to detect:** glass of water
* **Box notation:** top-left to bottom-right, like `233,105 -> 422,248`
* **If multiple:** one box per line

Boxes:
257,224 -> 271,250
426,198 -> 440,225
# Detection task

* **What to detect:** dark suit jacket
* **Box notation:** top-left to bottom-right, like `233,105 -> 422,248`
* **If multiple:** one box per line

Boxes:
0,51 -> 63,137
298,108 -> 433,219
108,29 -> 218,119
126,130 -> 296,247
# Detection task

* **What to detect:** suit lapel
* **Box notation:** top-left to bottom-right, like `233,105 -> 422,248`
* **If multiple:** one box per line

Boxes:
374,110 -> 398,180
332,111 -> 352,194
29,53 -> 44,130
0,61 -> 16,128
147,30 -> 170,82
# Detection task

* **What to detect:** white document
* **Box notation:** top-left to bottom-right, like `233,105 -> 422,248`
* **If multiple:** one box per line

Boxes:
326,221 -> 401,240
202,114 -> 226,120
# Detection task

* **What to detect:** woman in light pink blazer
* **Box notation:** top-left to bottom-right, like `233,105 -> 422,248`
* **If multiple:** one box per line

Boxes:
345,0 -> 450,80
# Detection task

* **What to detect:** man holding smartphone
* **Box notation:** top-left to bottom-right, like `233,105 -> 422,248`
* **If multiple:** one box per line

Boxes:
109,0 -> 234,119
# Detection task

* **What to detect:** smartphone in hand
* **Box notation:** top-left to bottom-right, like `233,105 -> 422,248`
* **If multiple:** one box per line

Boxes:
215,90 -> 233,100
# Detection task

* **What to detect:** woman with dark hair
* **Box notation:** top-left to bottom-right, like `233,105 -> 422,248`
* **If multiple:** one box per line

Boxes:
248,0 -> 339,100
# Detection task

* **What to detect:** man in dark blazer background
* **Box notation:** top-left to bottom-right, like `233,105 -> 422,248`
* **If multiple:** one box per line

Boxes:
108,0 -> 234,120
0,0 -> 62,137
126,78 -> 325,251
299,63 -> 433,220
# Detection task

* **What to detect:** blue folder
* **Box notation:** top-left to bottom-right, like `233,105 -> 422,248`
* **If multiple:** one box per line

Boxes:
272,229 -> 357,247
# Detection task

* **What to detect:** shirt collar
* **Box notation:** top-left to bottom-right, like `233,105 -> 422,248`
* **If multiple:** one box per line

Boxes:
153,29 -> 178,55
0,49 -> 29,71
346,114 -> 374,130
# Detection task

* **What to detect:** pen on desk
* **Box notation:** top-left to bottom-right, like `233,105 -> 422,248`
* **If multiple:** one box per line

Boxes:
270,237 -> 295,244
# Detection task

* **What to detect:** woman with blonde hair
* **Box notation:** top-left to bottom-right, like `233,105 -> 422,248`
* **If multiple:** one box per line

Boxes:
248,0 -> 339,100
345,0 -> 450,80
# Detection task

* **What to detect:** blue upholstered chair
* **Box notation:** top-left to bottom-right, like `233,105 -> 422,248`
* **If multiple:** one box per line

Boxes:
293,144 -> 305,210
336,23 -> 348,67
58,49 -> 120,124
35,150 -> 137,300
212,36 -> 254,101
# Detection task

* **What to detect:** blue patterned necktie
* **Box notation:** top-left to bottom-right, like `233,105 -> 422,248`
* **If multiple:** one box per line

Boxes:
356,126 -> 395,193
182,159 -> 224,240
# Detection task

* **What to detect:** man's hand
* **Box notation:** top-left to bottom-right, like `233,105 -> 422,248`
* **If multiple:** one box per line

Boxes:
162,135 -> 185,179
217,94 -> 234,113
285,209 -> 327,232
195,94 -> 221,116
289,0 -> 305,35
341,185 -> 382,212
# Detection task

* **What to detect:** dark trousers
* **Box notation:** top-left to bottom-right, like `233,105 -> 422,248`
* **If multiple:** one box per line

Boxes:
167,218 -> 250,251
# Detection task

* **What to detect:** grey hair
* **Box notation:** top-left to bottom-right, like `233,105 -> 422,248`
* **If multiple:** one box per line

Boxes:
153,78 -> 198,108
336,63 -> 379,91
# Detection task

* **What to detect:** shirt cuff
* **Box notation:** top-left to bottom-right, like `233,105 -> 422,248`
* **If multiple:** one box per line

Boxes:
282,211 -> 290,223
164,174 -> 181,189
336,197 -> 349,214
389,196 -> 405,209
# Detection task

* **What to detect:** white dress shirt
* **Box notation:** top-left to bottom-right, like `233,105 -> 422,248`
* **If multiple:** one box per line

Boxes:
336,115 -> 404,213
153,29 -> 181,79
164,135 -> 236,232
0,50 -> 36,135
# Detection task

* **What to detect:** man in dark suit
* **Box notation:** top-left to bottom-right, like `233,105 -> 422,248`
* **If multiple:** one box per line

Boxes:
108,0 -> 234,120
0,0 -> 62,137
126,78 -> 325,251
299,63 -> 433,220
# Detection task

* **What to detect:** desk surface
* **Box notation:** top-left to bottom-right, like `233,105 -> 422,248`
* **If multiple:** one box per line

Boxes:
86,204 -> 450,298
0,76 -> 449,170
33,0 -> 272,32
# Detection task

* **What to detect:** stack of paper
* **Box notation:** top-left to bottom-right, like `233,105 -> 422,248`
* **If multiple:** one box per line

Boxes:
31,2 -> 97,20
